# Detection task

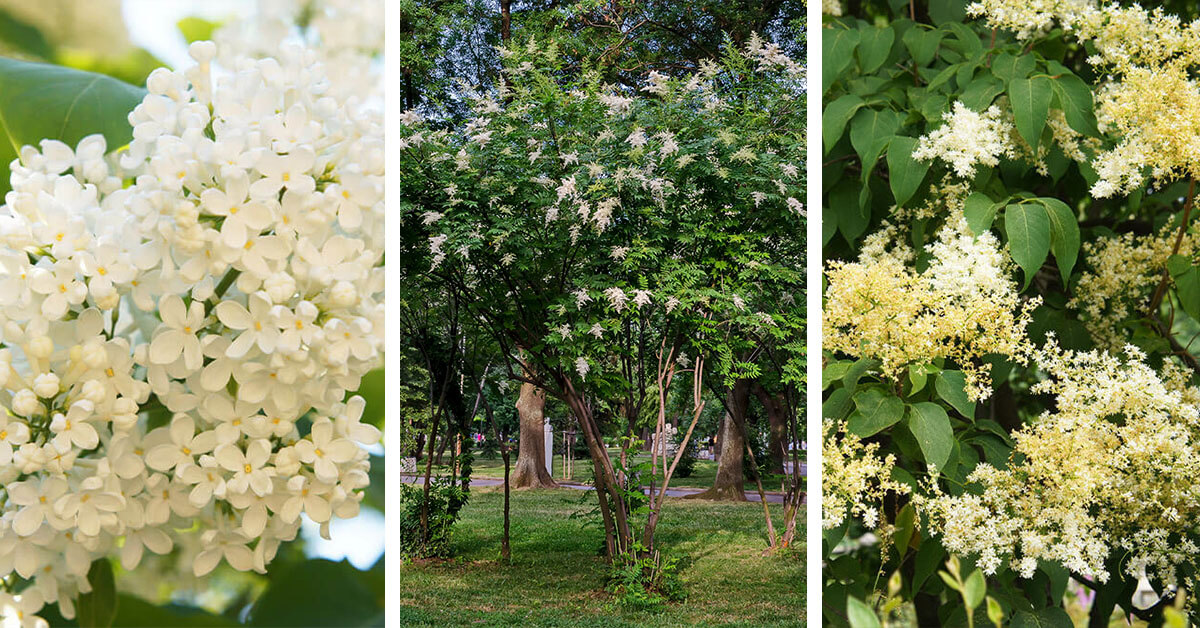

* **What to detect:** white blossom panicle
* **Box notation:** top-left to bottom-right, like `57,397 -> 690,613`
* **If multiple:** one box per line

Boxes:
0,34 -> 382,625
913,102 -> 1017,178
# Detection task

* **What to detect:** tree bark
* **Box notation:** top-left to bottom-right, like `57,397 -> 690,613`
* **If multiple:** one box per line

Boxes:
753,382 -> 788,474
687,379 -> 750,501
561,380 -> 631,558
511,382 -> 558,488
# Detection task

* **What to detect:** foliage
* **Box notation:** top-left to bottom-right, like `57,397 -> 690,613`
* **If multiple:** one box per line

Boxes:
398,478 -> 470,560
606,543 -> 687,612
823,0 -> 1200,624
400,30 -> 803,556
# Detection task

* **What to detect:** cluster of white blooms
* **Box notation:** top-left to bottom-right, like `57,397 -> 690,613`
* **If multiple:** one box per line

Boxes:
913,102 -> 1017,178
213,0 -> 384,103
924,343 -> 1200,588
0,39 -> 382,623
822,420 -> 909,530
966,0 -> 1093,40
970,0 -> 1200,197
404,37 -> 802,386
822,0 -> 844,17
825,211 -> 1035,400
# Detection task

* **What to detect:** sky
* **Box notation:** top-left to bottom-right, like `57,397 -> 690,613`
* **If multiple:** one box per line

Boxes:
119,0 -> 386,571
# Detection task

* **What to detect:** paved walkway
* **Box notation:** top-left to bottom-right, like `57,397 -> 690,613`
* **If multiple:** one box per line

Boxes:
400,474 -> 800,504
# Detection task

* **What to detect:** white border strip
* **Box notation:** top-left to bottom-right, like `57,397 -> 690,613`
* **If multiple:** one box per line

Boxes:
805,0 -> 823,622
383,0 -> 400,625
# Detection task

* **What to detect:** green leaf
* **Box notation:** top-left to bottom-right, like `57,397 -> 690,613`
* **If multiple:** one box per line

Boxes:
352,367 -> 385,428
986,596 -> 1005,627
824,28 -> 861,95
110,596 -> 237,627
847,596 -> 882,628
824,387 -> 854,420
912,541 -> 947,595
963,192 -> 997,236
0,56 -> 145,196
959,76 -> 1003,111
850,108 -> 902,174
77,559 -> 117,628
929,0 -> 968,25
1168,255 -> 1200,320
1005,203 -> 1051,289
847,388 -> 905,437
963,569 -> 986,610
823,94 -> 865,152
842,357 -> 881,388
907,402 -> 953,470
1010,608 -> 1073,628
857,27 -> 895,74
991,53 -> 1034,84
250,559 -> 381,627
934,370 -> 975,419
177,16 -> 221,44
887,136 -> 930,206
1053,74 -> 1099,136
903,28 -> 944,67
907,363 -> 929,397
1039,197 -> 1080,282
1009,76 -> 1053,150
894,503 -> 917,556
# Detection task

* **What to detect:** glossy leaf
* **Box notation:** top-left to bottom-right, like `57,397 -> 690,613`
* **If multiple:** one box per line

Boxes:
887,135 -> 930,206
1005,203 -> 1051,289
1009,76 -> 1052,150
907,402 -> 953,470
1039,197 -> 1080,282
0,56 -> 145,195
848,388 -> 905,437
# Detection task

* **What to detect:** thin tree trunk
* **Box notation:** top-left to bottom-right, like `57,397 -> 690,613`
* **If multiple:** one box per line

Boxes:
482,392 -> 511,561
745,440 -> 777,548
511,381 -> 558,488
562,380 -> 631,558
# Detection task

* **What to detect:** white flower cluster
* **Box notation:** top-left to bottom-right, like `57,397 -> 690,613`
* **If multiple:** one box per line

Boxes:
214,0 -> 384,103
0,39 -> 382,623
913,102 -> 1017,178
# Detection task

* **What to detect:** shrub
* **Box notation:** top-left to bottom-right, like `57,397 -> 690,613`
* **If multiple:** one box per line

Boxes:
606,544 -> 686,612
398,478 -> 469,560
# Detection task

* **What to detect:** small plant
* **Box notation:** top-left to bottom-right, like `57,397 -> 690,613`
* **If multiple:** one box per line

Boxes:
606,543 -> 687,612
399,478 -> 469,560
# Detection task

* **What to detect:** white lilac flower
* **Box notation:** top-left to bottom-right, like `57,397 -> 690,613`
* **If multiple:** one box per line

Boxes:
0,22 -> 383,625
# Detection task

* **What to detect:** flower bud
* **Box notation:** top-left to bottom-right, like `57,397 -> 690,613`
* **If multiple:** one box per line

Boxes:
329,281 -> 357,308
27,336 -> 54,359
32,373 -> 60,398
12,389 -> 40,416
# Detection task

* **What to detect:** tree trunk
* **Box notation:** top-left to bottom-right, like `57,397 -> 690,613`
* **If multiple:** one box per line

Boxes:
687,380 -> 750,501
511,382 -> 558,488
753,382 -> 788,474
561,381 -> 631,558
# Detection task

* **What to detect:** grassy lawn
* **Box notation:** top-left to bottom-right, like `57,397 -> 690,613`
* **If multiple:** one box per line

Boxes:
422,450 -> 795,494
397,487 -> 804,627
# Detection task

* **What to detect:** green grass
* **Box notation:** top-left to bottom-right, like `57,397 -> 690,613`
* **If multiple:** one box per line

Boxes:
397,487 -> 804,627
430,450 -> 794,494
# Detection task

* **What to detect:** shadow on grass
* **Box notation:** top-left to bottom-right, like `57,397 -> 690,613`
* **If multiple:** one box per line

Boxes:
397,486 -> 804,627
